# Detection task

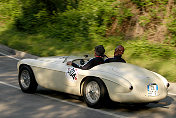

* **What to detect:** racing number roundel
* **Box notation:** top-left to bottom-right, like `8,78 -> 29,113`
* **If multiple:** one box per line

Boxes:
66,67 -> 78,81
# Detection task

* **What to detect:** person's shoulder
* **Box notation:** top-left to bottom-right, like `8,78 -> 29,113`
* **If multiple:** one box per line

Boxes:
104,58 -> 113,63
88,57 -> 99,63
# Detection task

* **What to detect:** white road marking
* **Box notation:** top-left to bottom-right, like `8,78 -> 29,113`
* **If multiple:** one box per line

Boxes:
0,52 -> 20,60
0,81 -> 128,118
0,81 -> 20,89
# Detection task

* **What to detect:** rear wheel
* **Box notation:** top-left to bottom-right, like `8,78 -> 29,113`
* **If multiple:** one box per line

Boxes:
83,78 -> 108,108
18,65 -> 38,93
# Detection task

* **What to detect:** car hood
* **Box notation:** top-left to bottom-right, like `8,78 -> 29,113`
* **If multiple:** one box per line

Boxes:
37,56 -> 90,63
37,56 -> 67,62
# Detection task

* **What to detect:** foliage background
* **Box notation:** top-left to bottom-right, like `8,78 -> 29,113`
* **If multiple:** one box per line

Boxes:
0,0 -> 175,82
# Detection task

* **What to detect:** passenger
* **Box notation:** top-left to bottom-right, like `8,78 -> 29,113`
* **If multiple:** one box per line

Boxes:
105,45 -> 126,63
67,45 -> 105,70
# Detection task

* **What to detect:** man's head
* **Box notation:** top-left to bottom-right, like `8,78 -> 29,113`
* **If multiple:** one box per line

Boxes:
114,45 -> 125,56
94,45 -> 105,57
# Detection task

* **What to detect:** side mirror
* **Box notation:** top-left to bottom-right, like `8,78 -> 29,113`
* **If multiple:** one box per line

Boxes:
63,56 -> 69,63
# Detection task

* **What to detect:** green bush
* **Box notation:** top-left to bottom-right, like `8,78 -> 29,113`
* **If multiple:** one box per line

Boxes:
0,0 -> 21,19
42,10 -> 89,41
0,0 -> 134,41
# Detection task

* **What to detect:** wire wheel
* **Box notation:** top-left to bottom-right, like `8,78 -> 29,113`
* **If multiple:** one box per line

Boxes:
83,78 -> 108,108
85,81 -> 101,104
18,65 -> 38,93
20,70 -> 31,89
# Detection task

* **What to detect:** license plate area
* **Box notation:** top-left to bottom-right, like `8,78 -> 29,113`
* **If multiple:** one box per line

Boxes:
147,83 -> 158,97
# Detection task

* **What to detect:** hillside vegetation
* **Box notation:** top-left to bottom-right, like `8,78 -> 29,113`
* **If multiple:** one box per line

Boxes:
0,0 -> 176,82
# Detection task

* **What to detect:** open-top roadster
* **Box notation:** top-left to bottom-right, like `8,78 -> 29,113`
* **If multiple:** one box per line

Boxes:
17,55 -> 169,108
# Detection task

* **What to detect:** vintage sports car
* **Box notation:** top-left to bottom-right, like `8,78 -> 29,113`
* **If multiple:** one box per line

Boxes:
17,55 -> 170,108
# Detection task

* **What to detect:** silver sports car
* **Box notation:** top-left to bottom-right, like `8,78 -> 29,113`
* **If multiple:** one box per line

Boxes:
17,56 -> 169,108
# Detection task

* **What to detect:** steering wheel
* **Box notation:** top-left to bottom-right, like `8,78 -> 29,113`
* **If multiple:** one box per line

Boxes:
80,59 -> 85,65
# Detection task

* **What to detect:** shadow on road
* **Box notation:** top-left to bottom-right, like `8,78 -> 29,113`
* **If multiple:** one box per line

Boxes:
36,86 -> 174,110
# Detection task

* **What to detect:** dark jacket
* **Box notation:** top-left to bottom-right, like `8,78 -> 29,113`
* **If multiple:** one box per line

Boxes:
72,57 -> 104,70
104,55 -> 126,63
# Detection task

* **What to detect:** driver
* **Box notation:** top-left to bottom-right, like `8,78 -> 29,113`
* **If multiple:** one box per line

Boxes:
67,45 -> 105,70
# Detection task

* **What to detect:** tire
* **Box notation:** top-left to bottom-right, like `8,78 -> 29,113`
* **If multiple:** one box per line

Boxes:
83,77 -> 108,108
18,65 -> 38,93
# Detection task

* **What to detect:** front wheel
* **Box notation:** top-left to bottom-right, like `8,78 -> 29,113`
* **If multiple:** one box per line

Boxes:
83,78 -> 108,108
18,65 -> 38,93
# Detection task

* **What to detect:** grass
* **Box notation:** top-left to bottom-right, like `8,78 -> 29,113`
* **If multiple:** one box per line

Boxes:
0,23 -> 176,82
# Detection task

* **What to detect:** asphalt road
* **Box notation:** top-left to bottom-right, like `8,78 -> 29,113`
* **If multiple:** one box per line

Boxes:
0,52 -> 176,118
